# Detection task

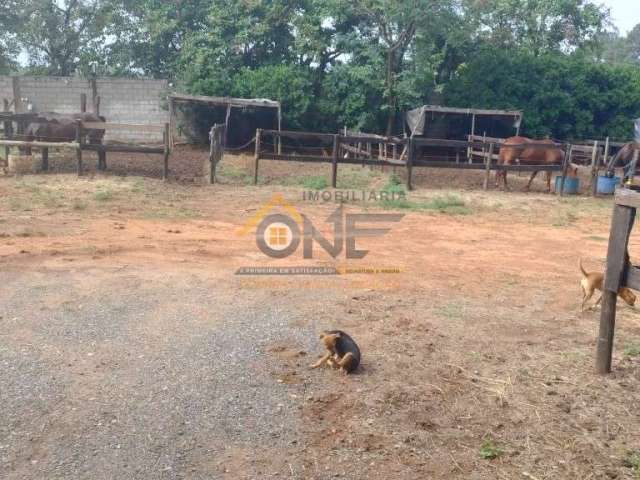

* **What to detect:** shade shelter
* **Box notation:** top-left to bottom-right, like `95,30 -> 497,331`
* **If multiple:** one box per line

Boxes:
168,94 -> 281,148
405,105 -> 523,140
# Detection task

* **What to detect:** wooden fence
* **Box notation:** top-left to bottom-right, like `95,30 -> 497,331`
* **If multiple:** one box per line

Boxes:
252,129 -> 580,195
80,121 -> 170,179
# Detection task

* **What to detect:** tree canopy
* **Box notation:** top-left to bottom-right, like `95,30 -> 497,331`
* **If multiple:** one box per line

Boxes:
0,0 -> 639,139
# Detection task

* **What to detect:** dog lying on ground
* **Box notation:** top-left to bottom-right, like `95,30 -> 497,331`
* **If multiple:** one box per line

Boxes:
310,330 -> 361,374
580,259 -> 636,311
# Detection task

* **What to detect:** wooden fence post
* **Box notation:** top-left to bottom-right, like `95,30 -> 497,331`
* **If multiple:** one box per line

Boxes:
406,137 -> 414,191
3,99 -> 10,162
597,203 -> 635,373
163,122 -> 170,180
253,129 -> 261,185
41,147 -> 49,172
332,134 -> 339,188
80,93 -> 87,113
483,143 -> 494,191
75,122 -> 83,176
558,144 -> 572,197
590,140 -> 599,196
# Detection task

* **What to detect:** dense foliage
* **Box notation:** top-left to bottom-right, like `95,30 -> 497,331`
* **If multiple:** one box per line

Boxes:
1,0 -> 639,139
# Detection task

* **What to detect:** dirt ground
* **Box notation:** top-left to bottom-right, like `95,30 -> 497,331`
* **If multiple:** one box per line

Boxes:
1,150 -> 640,479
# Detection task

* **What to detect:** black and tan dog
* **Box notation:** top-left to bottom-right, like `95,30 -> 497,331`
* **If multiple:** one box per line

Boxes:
310,330 -> 361,374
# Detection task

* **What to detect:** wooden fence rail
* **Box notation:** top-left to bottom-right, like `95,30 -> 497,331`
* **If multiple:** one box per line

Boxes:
80,121 -> 171,179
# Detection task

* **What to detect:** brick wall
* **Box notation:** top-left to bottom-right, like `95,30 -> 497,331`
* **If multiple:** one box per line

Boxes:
0,75 -> 169,143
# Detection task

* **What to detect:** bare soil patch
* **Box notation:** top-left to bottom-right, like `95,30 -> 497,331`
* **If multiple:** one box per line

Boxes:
1,168 -> 639,479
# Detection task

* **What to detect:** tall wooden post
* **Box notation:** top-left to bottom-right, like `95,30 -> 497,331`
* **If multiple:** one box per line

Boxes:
80,93 -> 87,113
94,96 -> 101,116
168,97 -> 175,149
163,122 -> 170,180
75,122 -> 84,176
209,125 -> 217,185
603,137 -> 610,170
41,148 -> 49,171
483,143 -> 494,191
331,134 -> 339,188
406,137 -> 415,191
590,140 -> 599,196
253,129 -> 261,185
558,144 -> 572,197
277,106 -> 282,155
2,99 -> 10,162
223,104 -> 232,148
597,203 -> 635,373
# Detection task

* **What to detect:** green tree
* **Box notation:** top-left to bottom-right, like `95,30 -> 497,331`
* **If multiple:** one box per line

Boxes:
6,0 -> 113,76
463,0 -> 609,55
444,49 -> 640,140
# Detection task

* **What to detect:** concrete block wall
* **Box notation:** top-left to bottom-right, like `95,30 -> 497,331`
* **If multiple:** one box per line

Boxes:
20,76 -> 92,115
0,75 -> 169,143
96,78 -> 168,143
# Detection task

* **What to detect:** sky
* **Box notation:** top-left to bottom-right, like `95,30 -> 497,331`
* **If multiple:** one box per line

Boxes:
602,0 -> 639,34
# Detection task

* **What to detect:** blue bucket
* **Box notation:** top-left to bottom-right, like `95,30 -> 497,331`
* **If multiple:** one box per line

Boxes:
554,176 -> 579,194
596,175 -> 620,195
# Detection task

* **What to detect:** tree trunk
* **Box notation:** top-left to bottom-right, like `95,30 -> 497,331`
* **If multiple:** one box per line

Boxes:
385,49 -> 396,137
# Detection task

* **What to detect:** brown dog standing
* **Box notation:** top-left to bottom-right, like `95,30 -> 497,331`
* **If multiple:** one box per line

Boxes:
310,330 -> 361,374
580,259 -> 636,311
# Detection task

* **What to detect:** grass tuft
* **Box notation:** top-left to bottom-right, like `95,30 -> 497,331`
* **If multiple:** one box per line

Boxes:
623,343 -> 640,358
93,189 -> 115,202
479,439 -> 503,460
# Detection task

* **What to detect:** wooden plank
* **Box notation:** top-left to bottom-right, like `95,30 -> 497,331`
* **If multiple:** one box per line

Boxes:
469,134 -> 506,144
0,139 -> 79,149
81,122 -> 164,132
615,188 -> 640,209
597,203 -> 636,373
410,161 -> 562,171
340,134 -> 405,145
82,144 -> 164,154
260,153 -> 330,163
261,129 -> 334,140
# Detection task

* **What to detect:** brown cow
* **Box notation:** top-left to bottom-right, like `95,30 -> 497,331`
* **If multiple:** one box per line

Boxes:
495,136 -> 577,192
